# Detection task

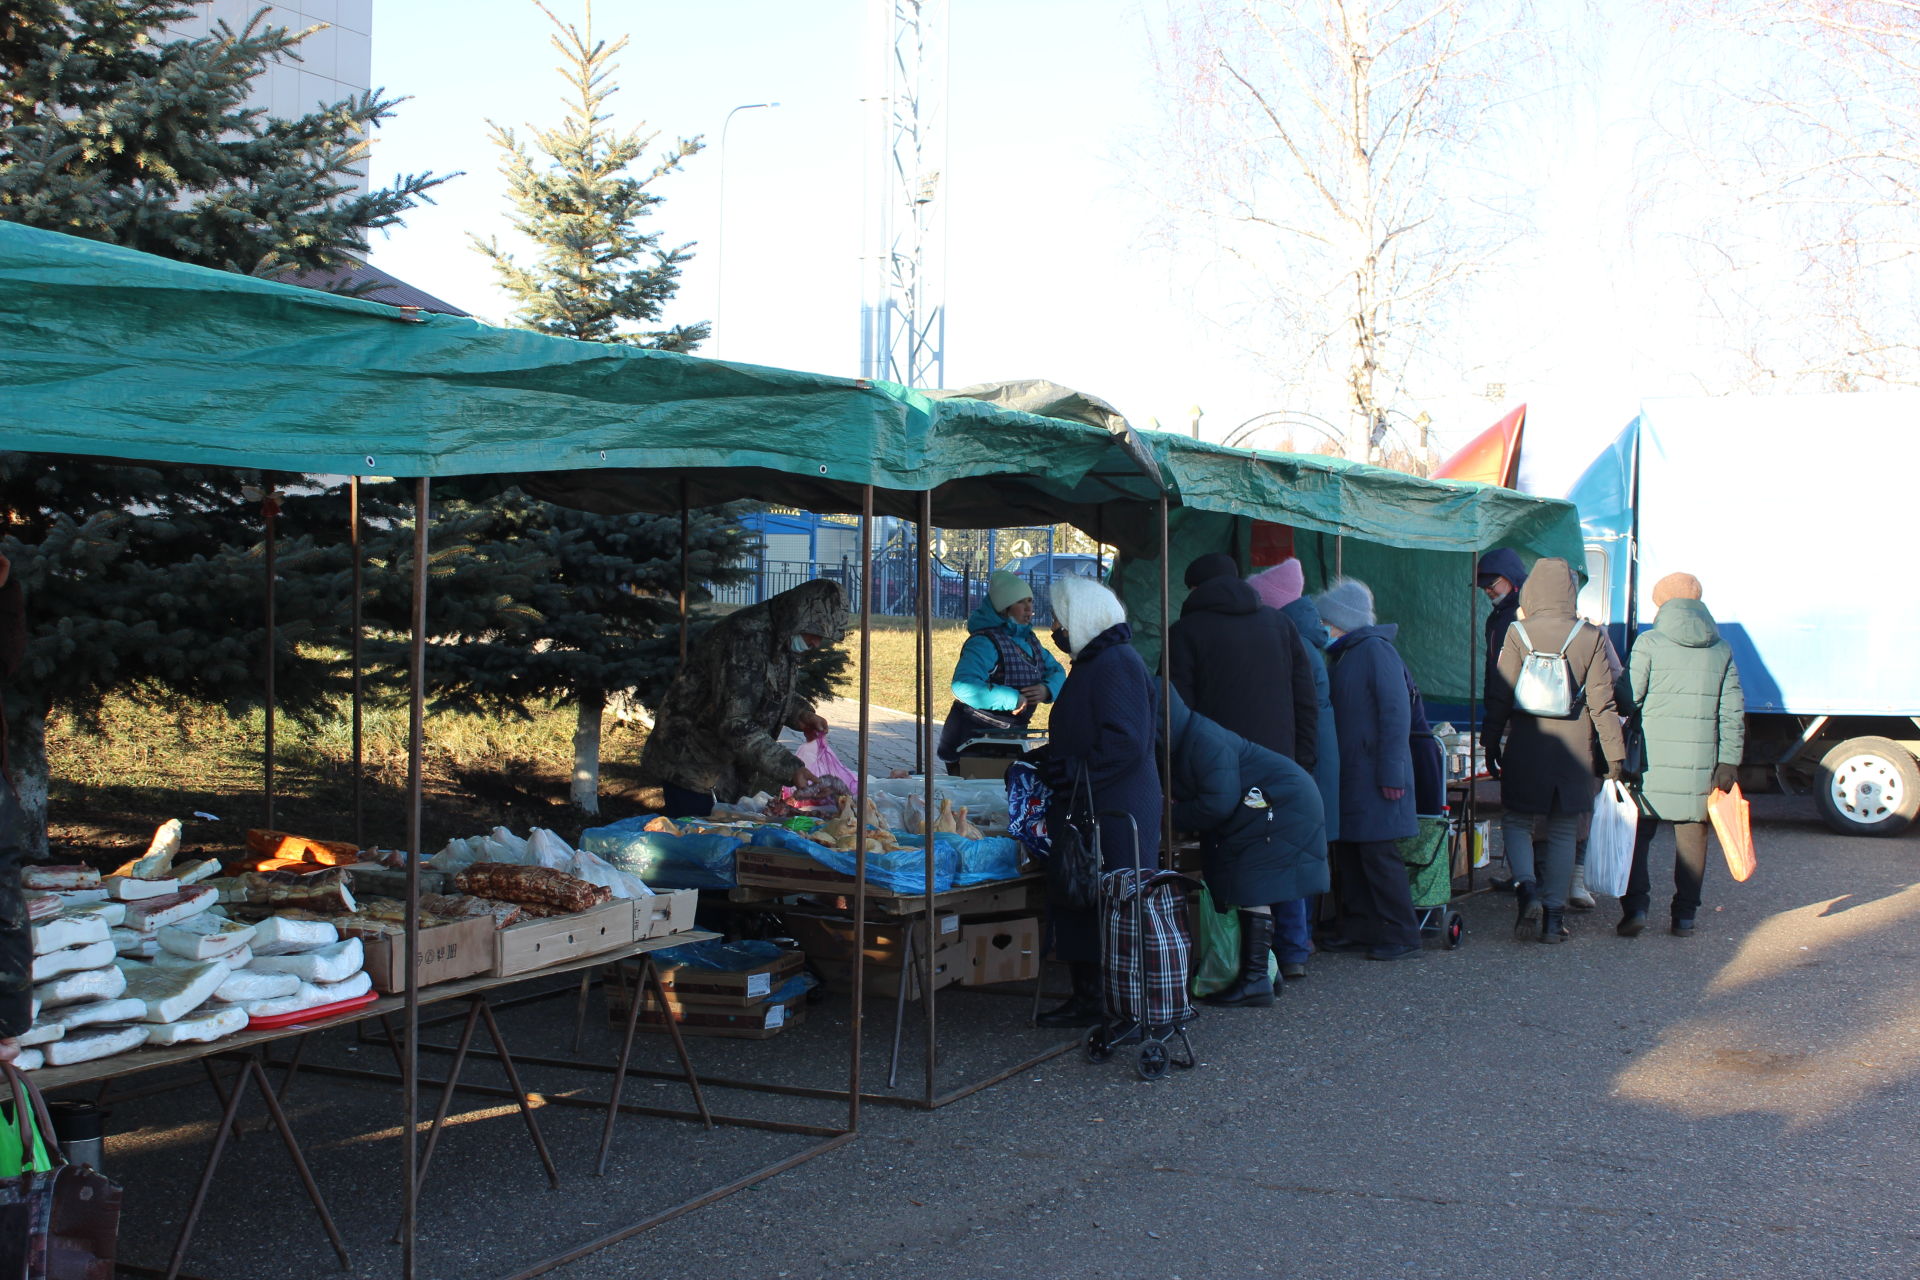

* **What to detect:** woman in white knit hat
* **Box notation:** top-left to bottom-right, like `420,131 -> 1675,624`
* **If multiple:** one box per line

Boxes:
936,569 -> 1066,774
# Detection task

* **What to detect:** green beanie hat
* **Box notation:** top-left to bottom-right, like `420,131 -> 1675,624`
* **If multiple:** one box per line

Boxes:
988,571 -> 1033,612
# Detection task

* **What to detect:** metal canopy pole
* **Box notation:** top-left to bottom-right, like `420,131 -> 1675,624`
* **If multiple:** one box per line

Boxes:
678,479 -> 691,671
917,490 -> 937,1103
262,482 -> 277,830
402,477 -> 430,1279
1158,496 -> 1173,859
1465,552 -> 1479,890
849,485 -> 874,1132
350,476 -> 365,850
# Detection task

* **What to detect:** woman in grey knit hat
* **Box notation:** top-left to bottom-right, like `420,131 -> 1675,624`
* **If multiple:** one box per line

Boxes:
1313,577 -> 1422,961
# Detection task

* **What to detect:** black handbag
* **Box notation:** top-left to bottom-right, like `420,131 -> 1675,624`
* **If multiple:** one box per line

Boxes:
1043,765 -> 1103,911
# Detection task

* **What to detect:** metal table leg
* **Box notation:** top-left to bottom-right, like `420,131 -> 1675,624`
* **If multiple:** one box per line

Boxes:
596,955 -> 713,1177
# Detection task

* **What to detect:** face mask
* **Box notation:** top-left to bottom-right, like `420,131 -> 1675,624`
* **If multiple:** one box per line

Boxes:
1050,627 -> 1071,655
790,635 -> 812,654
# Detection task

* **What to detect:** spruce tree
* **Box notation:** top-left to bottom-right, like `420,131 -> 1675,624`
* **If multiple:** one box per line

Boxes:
0,2 -> 448,853
468,1 -> 755,814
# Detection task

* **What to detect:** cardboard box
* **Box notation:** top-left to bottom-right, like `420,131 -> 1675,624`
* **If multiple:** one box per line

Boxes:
628,988 -> 807,1039
634,887 -> 698,939
782,910 -> 959,966
654,946 -> 804,1007
356,915 -> 494,993
962,916 -> 1040,986
812,935 -> 966,1002
494,898 -> 635,977
936,879 -> 1044,917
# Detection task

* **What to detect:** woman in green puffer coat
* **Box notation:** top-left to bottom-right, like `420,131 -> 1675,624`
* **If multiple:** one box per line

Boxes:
1620,572 -> 1744,938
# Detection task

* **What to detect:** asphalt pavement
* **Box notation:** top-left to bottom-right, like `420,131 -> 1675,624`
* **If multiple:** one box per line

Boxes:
96,792 -> 1920,1279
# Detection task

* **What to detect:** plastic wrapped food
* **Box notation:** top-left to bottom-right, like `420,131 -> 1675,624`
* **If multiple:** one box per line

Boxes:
33,964 -> 129,1009
44,1025 -> 147,1067
30,938 -> 116,982
145,1003 -> 249,1046
453,863 -> 611,912
243,828 -> 359,868
568,847 -> 653,899
220,868 -> 357,915
25,865 -> 101,891
30,913 -> 112,956
246,937 -> 362,983
525,827 -> 576,871
158,914 -> 256,960
245,970 -> 372,1018
123,887 -> 217,931
249,916 -> 340,955
417,893 -> 523,929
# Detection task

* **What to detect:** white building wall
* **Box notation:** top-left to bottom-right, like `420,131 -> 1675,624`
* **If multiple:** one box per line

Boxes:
166,1 -> 373,193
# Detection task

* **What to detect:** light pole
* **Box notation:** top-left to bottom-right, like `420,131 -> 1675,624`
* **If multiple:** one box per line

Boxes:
713,101 -> 780,358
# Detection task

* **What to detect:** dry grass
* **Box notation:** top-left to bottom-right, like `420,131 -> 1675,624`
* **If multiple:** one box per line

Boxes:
43,616 -> 1045,856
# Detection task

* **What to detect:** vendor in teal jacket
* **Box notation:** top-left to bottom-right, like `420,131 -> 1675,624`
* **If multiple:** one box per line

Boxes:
936,571 -> 1066,773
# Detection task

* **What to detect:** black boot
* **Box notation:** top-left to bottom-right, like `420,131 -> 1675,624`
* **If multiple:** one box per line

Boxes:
1035,962 -> 1104,1028
1201,912 -> 1277,1008
1540,906 -> 1566,944
1513,879 -> 1542,942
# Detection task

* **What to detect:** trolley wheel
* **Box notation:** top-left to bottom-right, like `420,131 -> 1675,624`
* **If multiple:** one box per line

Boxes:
1446,911 -> 1465,949
1084,1025 -> 1112,1064
1135,1040 -> 1170,1081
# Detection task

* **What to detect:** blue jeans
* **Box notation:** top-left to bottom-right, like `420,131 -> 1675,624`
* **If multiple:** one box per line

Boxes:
1270,897 -> 1313,963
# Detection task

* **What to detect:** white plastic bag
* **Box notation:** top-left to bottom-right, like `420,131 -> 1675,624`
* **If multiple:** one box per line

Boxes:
525,827 -> 576,871
1587,779 -> 1639,899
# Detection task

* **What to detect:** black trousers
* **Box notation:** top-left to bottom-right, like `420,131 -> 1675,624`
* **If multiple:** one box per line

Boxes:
1330,839 -> 1420,950
660,783 -> 716,820
1623,817 -> 1710,922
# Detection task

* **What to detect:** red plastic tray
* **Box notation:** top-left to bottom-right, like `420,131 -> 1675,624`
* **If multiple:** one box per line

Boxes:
247,990 -> 379,1030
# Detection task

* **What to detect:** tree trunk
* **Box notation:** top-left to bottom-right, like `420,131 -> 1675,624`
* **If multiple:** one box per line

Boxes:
9,701 -> 50,859
571,688 -> 605,815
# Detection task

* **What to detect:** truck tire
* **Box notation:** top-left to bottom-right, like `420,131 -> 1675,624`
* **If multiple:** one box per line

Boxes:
1814,737 -> 1920,837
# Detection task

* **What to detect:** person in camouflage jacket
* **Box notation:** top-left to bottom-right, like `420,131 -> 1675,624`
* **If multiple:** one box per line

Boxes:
637,579 -> 848,815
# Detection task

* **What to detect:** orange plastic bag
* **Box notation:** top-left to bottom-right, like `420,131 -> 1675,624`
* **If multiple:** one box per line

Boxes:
1708,783 -> 1755,882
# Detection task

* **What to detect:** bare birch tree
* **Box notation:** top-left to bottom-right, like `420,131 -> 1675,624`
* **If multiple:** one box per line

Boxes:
1657,0 -> 1920,388
1147,0 -> 1538,459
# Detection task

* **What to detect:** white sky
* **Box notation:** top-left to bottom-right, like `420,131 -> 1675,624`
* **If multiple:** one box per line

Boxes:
358,1 -> 1795,473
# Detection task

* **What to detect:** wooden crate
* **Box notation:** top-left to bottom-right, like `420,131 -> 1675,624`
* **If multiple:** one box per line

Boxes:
494,899 -> 634,977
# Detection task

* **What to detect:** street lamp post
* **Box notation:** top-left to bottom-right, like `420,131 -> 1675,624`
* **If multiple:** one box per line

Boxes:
713,101 -> 780,357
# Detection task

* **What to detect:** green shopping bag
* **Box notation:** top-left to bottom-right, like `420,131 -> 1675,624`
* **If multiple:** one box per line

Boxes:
0,1094 -> 54,1176
1190,884 -> 1279,996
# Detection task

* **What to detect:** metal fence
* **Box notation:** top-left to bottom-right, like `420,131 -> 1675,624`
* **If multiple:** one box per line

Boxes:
709,554 -> 1100,622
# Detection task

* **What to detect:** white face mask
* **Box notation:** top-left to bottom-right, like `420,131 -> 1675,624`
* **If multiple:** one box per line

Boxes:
790,635 -> 812,654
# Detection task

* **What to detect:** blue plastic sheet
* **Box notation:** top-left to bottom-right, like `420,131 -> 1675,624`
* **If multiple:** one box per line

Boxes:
580,817 -> 744,889
654,938 -> 784,970
745,825 -> 1021,893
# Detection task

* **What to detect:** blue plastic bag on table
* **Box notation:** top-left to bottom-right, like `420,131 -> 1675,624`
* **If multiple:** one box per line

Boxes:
580,816 -> 744,889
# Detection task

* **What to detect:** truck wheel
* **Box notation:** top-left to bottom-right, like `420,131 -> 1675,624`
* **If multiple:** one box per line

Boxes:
1814,737 -> 1920,837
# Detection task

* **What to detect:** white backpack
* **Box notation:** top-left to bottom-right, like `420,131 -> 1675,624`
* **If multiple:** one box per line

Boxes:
1509,620 -> 1586,719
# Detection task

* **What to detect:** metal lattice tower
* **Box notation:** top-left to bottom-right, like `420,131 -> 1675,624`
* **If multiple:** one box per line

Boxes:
859,0 -> 948,389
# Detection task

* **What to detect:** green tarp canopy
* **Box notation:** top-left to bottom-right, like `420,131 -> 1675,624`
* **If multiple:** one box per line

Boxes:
0,222 -> 1167,547
1113,433 -> 1585,705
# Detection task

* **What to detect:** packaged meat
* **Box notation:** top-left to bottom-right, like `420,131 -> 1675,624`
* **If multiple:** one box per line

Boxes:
112,928 -> 158,958
219,868 -> 357,915
23,865 -> 100,891
18,1021 -> 64,1048
212,968 -> 301,1004
123,887 -> 218,931
30,913 -> 112,956
44,1024 -> 147,1067
111,818 -> 183,880
525,827 -> 575,870
245,970 -> 372,1019
158,914 -> 256,960
568,847 -> 653,899
247,937 -> 362,983
418,893 -> 522,929
175,858 -> 221,885
250,916 -> 339,955
104,876 -> 181,901
453,862 -> 611,913
67,901 -> 126,929
44,996 -> 146,1033
116,958 -> 227,1023
243,828 -> 360,868
30,939 -> 117,982
145,1003 -> 249,1046
33,965 -> 129,1009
